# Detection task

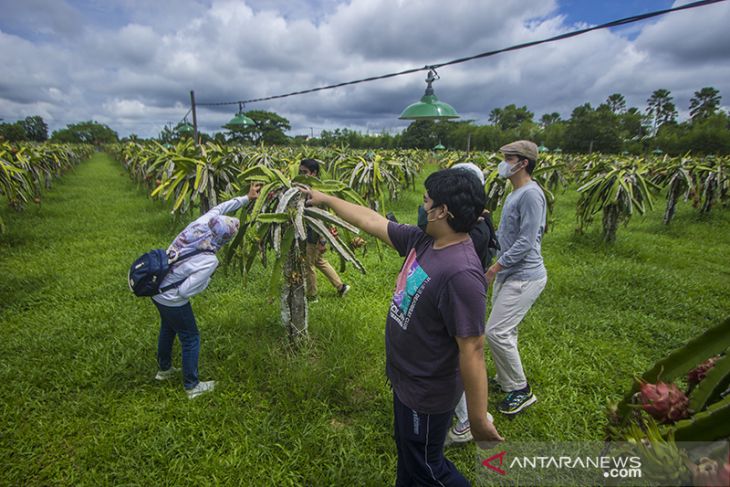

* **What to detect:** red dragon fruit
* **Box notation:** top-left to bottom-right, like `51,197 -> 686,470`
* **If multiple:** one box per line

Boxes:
638,381 -> 689,424
688,356 -> 720,387
692,457 -> 730,487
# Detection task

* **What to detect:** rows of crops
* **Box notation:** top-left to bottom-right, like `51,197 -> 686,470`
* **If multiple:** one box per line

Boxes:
0,142 -> 94,233
108,141 -> 729,241
104,140 -> 730,340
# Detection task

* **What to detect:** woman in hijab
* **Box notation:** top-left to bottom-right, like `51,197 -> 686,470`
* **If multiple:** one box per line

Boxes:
152,184 -> 260,399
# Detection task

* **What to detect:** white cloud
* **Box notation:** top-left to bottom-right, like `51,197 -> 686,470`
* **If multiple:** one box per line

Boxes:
0,0 -> 729,138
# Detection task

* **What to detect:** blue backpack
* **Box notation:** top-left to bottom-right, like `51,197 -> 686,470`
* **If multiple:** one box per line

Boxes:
128,248 -> 212,297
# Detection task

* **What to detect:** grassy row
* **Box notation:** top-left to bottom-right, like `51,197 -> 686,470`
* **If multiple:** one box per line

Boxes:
0,153 -> 728,485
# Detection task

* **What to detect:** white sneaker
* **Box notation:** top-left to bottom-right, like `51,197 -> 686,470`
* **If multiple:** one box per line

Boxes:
187,380 -> 215,399
155,367 -> 180,380
447,420 -> 473,444
445,413 -> 494,446
338,284 -> 351,297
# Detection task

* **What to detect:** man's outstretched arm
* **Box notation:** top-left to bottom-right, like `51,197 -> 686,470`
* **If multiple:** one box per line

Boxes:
303,189 -> 393,248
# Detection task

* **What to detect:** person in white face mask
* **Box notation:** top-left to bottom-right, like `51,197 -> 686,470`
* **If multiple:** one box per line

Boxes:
485,140 -> 547,415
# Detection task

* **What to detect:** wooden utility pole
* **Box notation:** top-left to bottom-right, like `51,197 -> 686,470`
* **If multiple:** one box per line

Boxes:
190,90 -> 198,145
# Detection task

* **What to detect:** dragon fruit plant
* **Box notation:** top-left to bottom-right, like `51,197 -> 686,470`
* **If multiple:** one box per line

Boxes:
688,356 -> 720,388
609,317 -> 730,444
638,382 -> 690,424
691,457 -> 730,487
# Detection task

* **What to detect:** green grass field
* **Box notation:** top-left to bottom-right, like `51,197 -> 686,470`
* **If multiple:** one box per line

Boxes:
1,153 -> 728,485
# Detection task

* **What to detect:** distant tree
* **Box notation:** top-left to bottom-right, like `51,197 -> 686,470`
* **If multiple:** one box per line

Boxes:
226,110 -> 290,145
564,103 -> 621,153
51,121 -> 118,145
400,120 -> 439,149
646,89 -> 678,133
540,112 -> 561,128
605,93 -> 627,114
618,107 -> 652,153
19,116 -> 48,142
122,133 -> 141,143
689,87 -> 721,122
488,104 -> 534,130
158,124 -> 178,144
0,122 -> 27,142
541,121 -> 567,150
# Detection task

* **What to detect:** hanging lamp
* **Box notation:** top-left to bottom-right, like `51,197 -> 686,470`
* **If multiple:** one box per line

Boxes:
177,118 -> 194,135
399,68 -> 460,120
224,102 -> 256,129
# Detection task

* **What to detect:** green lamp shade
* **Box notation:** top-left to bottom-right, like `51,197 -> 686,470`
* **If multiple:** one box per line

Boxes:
225,112 -> 256,129
538,145 -> 549,153
177,123 -> 194,134
399,94 -> 460,120
433,143 -> 446,151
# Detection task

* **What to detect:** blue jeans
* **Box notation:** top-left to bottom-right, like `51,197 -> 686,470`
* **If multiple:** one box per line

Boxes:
393,392 -> 469,487
153,301 -> 200,389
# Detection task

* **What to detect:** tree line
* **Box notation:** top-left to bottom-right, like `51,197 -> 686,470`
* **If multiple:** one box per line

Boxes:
310,87 -> 729,155
2,87 -> 727,154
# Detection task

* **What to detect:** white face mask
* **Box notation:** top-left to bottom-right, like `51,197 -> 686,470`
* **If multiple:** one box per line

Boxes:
497,160 -> 520,179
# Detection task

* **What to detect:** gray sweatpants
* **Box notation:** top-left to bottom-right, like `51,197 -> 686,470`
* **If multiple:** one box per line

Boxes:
486,276 -> 547,392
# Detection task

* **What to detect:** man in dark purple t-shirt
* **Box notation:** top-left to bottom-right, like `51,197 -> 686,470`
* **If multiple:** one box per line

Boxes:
304,169 -> 503,486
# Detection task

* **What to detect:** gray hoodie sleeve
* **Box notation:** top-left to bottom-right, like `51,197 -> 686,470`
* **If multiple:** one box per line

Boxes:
497,189 -> 544,269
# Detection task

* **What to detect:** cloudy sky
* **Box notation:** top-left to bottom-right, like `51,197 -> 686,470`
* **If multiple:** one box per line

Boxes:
1,0 -> 729,138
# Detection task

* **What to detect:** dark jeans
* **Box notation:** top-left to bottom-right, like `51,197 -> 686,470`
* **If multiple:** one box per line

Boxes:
393,392 -> 470,487
153,301 -> 200,389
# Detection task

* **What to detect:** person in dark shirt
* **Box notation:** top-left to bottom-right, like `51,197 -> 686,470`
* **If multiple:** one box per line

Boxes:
444,163 -> 500,444
304,168 -> 503,486
299,159 -> 351,301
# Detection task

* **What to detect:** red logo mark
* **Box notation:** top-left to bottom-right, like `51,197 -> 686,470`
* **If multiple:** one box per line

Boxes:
482,451 -> 507,475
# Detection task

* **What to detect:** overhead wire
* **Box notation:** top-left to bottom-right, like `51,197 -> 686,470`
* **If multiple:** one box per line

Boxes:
195,0 -> 727,108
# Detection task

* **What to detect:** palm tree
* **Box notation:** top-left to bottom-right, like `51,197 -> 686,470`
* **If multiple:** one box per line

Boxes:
606,93 -> 627,114
646,89 -> 678,134
540,112 -> 561,128
689,87 -> 721,122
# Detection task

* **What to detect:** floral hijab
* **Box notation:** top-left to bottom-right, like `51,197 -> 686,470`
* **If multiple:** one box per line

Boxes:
169,215 -> 240,258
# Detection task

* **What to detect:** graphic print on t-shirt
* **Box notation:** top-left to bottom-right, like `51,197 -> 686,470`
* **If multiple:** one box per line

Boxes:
389,249 -> 430,330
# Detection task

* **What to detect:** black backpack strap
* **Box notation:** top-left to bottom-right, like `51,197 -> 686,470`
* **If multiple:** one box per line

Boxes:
482,212 -> 500,250
159,279 -> 187,294
158,249 -> 215,294
170,248 -> 215,264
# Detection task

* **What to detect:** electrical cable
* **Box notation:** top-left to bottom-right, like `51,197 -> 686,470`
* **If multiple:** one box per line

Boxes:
196,0 -> 727,108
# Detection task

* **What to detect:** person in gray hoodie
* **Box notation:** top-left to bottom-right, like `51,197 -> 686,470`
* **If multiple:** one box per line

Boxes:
152,184 -> 260,399
485,140 -> 547,415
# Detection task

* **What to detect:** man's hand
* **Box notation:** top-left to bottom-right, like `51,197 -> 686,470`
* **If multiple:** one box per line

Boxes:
472,417 -> 504,450
485,262 -> 503,286
247,183 -> 263,201
298,187 -> 392,247
300,187 -> 330,208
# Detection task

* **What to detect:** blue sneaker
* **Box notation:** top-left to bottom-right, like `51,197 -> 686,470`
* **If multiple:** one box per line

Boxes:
498,387 -> 537,415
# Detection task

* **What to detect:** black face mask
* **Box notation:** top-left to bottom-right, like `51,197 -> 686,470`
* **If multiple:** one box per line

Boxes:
417,205 -> 429,231
418,204 -> 440,232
